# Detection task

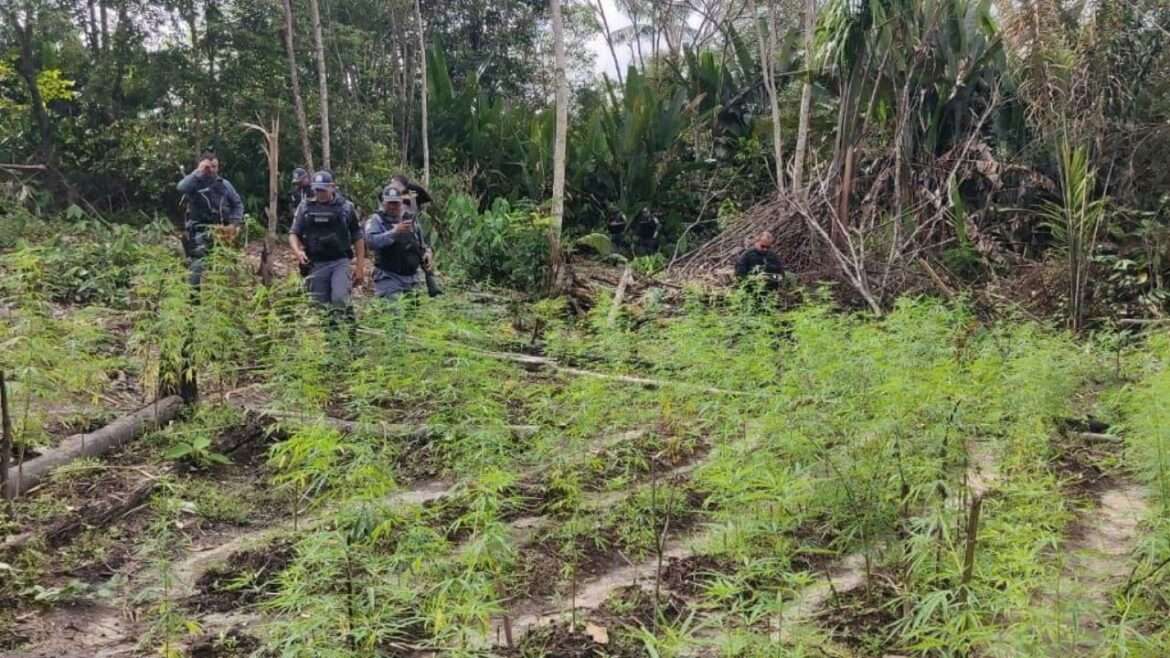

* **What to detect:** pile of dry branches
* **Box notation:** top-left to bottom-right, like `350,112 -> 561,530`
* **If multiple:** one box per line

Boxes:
669,122 -> 1055,314
668,197 -> 817,281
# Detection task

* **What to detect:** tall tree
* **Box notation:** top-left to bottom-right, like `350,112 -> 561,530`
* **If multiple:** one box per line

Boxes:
793,0 -> 815,190
750,0 -> 785,196
280,0 -> 315,171
549,0 -> 569,277
415,0 -> 430,187
307,0 -> 331,170
593,0 -> 624,87
1,3 -> 53,162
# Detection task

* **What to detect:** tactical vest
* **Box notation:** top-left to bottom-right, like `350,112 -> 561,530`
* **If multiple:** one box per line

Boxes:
188,178 -> 230,227
373,211 -> 422,276
301,200 -> 353,263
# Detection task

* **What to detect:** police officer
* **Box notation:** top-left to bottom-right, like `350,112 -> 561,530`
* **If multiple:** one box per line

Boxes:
633,207 -> 661,255
365,185 -> 433,300
388,174 -> 432,217
607,209 -> 628,253
290,167 -> 313,211
289,171 -> 366,309
176,151 -> 244,285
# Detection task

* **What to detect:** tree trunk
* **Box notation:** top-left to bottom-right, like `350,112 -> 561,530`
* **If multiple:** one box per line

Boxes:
5,10 -> 53,162
307,0 -> 332,170
2,397 -> 184,499
267,118 -> 280,284
245,118 -> 281,285
184,9 -> 203,159
751,0 -> 785,197
281,0 -> 315,171
85,0 -> 100,53
548,0 -> 569,283
100,0 -> 110,52
1,371 -> 12,500
415,0 -> 431,188
793,0 -> 816,191
594,0 -> 624,87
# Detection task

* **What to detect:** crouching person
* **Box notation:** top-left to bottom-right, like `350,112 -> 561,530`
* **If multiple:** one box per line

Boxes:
289,171 -> 366,320
365,186 -> 432,301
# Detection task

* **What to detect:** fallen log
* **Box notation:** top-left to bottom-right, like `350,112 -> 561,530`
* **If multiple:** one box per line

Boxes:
1075,432 -> 1124,445
465,346 -> 755,397
2,396 -> 184,499
357,330 -> 757,396
249,407 -> 539,440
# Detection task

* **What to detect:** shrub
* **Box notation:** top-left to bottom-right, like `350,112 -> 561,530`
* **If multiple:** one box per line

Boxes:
442,194 -> 550,290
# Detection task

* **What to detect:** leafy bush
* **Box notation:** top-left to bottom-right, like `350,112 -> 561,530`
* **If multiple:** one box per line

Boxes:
442,194 -> 550,290
0,217 -> 172,307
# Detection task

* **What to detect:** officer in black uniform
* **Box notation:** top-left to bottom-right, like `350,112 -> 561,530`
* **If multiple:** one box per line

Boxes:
735,230 -> 785,289
607,209 -> 628,253
633,207 -> 661,255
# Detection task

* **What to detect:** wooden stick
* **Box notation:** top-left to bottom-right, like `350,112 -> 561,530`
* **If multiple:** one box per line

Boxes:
354,330 -> 756,396
607,265 -> 633,328
957,494 -> 983,606
4,470 -> 165,550
246,406 -> 538,440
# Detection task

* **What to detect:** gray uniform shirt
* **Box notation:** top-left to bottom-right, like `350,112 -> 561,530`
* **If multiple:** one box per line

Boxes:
176,171 -> 244,225
365,211 -> 428,296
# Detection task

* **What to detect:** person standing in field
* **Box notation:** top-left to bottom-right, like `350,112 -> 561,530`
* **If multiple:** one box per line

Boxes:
387,174 -> 442,296
365,185 -> 433,301
289,171 -> 366,314
633,207 -> 661,255
176,151 -> 244,286
290,167 -> 313,212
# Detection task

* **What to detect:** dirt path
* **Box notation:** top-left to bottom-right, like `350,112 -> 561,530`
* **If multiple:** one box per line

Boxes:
1039,480 -> 1149,653
9,477 -> 455,658
775,438 -> 1001,641
171,477 -> 453,597
488,533 -> 706,648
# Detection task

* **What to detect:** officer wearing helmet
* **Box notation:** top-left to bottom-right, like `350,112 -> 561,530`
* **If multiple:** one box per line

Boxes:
289,171 -> 366,309
365,185 -> 433,300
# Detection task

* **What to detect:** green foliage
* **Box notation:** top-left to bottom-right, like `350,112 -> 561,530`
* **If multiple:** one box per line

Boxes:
0,218 -> 170,307
631,253 -> 666,277
1040,141 -> 1109,331
163,434 -> 232,468
443,194 -> 550,290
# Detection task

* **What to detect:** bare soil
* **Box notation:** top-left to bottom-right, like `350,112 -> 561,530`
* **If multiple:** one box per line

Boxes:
191,539 -> 296,613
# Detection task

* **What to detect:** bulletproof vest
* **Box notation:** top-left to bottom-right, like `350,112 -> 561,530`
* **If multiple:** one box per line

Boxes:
373,211 -> 422,276
301,200 -> 352,263
188,178 -> 230,227
636,215 -> 658,239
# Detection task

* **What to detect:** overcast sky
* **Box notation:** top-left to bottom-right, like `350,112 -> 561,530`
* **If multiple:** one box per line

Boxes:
586,0 -> 640,80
